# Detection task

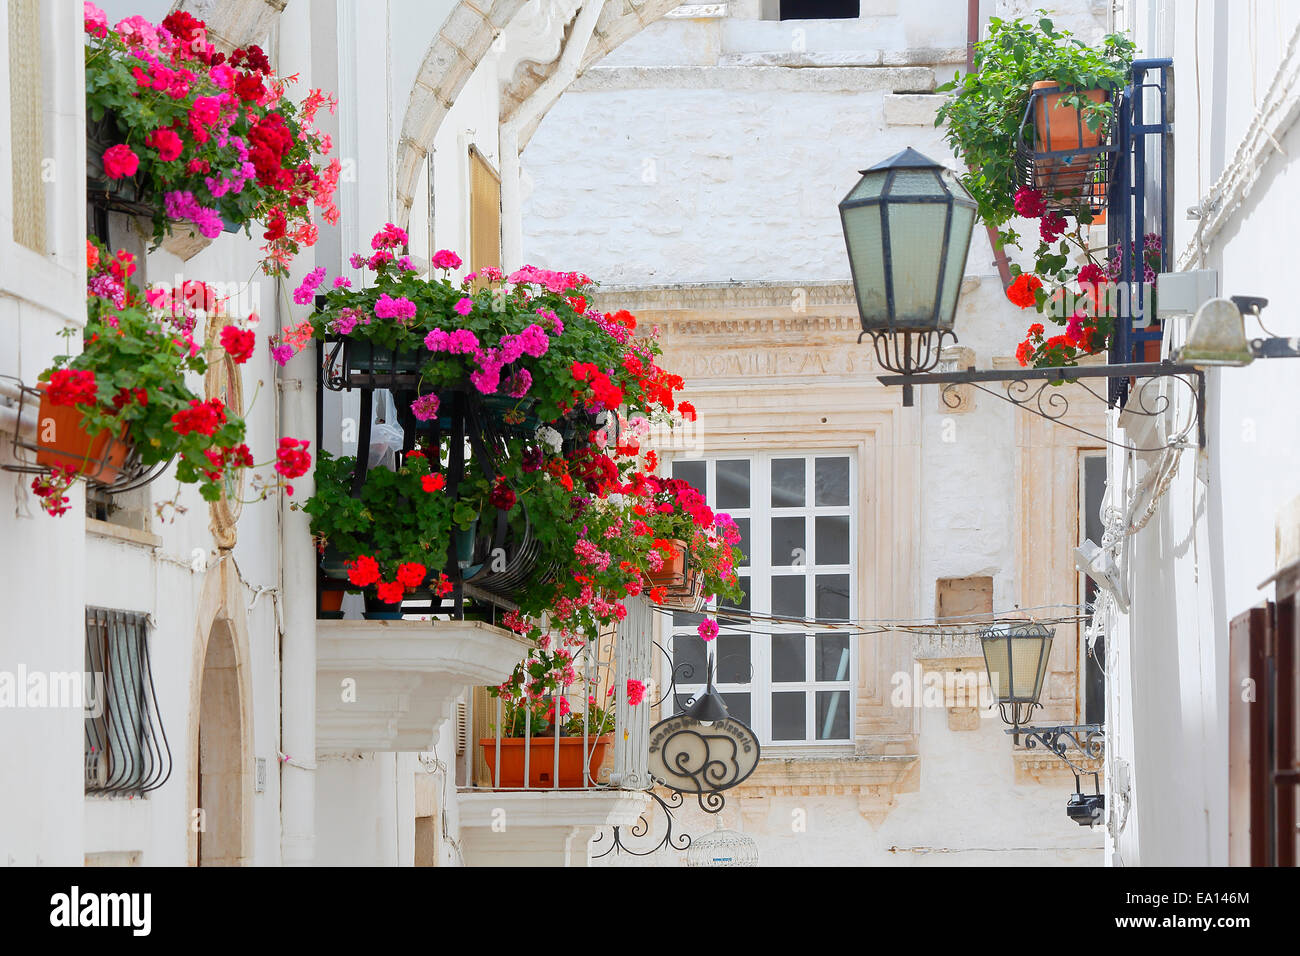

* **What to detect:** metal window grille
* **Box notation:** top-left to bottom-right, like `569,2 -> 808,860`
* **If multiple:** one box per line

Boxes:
84,608 -> 172,795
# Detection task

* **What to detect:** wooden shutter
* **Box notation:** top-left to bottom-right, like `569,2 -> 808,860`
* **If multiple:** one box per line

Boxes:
1228,604 -> 1272,866
1275,567 -> 1299,867
468,146 -> 500,280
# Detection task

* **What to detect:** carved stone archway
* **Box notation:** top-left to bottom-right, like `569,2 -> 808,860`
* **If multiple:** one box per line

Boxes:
187,555 -> 256,865
392,0 -> 684,229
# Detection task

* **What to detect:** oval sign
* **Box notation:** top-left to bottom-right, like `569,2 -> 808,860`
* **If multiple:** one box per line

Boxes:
647,714 -> 761,795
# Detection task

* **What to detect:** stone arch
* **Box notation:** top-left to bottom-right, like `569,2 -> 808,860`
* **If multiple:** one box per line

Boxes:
176,0 -> 286,51
392,0 -> 682,230
186,555 -> 256,866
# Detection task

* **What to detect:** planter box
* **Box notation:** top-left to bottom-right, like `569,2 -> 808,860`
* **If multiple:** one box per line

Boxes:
1014,82 -> 1115,215
479,735 -> 614,789
33,387 -> 131,484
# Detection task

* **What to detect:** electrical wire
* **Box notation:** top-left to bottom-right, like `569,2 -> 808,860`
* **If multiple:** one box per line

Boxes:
688,603 -> 1092,638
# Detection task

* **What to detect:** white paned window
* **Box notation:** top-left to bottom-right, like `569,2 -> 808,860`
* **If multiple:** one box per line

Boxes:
665,453 -> 856,746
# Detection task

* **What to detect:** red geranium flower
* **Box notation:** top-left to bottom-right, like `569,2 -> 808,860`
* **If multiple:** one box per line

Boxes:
346,555 -> 381,588
45,369 -> 98,407
421,473 -> 446,493
395,562 -> 426,589
219,325 -> 256,363
1006,273 -> 1043,309
171,397 -> 226,436
489,478 -> 516,511
375,580 -> 405,604
275,437 -> 312,478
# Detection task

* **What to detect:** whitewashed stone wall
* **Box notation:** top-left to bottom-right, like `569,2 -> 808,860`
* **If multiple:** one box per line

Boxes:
524,2 -> 1111,866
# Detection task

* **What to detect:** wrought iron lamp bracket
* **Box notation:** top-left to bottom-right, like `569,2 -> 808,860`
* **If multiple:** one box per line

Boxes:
1007,723 -> 1105,776
878,360 -> 1205,452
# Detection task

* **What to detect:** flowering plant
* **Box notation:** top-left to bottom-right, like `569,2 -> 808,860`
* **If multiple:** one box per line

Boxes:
1009,226 -> 1162,369
303,450 -> 459,605
935,15 -> 1134,247
298,230 -> 746,713
83,4 -> 338,274
492,686 -> 617,739
300,225 -> 681,427
32,239 -> 310,517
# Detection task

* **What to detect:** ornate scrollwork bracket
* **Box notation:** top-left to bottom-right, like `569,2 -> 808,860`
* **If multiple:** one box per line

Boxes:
878,360 -> 1206,452
1009,723 -> 1104,776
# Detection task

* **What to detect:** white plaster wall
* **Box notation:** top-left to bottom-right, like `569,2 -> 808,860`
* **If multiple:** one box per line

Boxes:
596,708 -> 1101,866
525,4 -> 1109,867
0,1 -> 95,867
1103,0 -> 1300,866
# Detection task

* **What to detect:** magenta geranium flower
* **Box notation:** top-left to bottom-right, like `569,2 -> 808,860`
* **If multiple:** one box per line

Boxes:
102,144 -> 139,179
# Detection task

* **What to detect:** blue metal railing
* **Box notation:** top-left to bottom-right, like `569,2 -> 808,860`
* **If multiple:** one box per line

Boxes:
1108,58 -> 1174,404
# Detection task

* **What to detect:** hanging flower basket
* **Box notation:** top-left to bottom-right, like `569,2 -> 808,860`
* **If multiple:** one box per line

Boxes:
32,385 -> 132,484
342,340 -> 427,388
1013,82 -> 1117,216
478,735 -> 613,789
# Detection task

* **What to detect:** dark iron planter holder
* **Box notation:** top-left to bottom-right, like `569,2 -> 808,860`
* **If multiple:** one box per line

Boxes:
0,375 -> 170,494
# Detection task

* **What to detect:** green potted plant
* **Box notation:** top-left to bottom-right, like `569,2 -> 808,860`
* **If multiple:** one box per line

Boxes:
934,14 -> 1134,247
83,5 -> 338,273
303,449 -> 459,618
29,238 -> 309,517
480,687 -> 620,789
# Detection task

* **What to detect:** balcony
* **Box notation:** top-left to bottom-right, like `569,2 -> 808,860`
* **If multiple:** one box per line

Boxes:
315,618 -> 530,752
453,598 -> 655,866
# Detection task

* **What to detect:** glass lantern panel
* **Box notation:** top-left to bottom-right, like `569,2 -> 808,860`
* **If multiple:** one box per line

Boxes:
938,203 -> 976,328
982,636 -> 1011,701
885,169 -> 945,196
844,170 -> 887,202
842,203 -> 888,322
885,202 -> 948,324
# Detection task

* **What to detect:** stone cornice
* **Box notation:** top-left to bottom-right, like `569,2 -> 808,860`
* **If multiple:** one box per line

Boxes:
734,754 -> 920,827
1013,750 -> 1105,786
593,280 -> 857,314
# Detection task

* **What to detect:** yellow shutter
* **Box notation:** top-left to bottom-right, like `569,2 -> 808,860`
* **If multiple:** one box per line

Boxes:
468,145 -> 501,280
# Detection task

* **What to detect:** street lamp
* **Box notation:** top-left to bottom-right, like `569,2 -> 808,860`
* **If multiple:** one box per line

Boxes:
838,147 -> 977,406
979,620 -> 1055,728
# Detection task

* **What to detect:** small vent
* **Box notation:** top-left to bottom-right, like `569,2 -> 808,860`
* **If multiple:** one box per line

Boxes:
455,698 -> 468,756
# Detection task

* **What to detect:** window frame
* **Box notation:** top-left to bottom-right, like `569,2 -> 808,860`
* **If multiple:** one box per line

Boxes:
664,450 -> 858,748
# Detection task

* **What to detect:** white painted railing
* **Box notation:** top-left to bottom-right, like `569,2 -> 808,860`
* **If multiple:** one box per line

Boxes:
459,597 -> 652,792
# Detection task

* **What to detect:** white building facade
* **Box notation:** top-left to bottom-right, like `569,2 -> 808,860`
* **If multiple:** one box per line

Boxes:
520,0 -> 1116,866
1100,0 -> 1300,867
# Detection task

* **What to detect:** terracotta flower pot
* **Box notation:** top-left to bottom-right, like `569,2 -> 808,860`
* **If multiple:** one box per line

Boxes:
33,387 -> 130,484
1032,80 -> 1108,154
647,538 -> 688,588
1031,81 -> 1108,200
320,589 -> 345,613
479,735 -> 614,789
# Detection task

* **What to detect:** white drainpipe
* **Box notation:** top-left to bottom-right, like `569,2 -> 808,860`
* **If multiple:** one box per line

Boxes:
500,0 -> 606,271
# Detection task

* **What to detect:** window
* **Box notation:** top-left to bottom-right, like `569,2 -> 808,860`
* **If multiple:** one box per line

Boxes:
763,0 -> 860,20
8,0 -> 46,252
1079,453 -> 1106,724
667,453 -> 856,746
84,608 -> 171,795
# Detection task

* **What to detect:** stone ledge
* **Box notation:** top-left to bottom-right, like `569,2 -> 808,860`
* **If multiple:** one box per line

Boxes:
1013,749 -> 1105,786
732,754 -> 920,825
315,619 -> 529,753
85,517 -> 162,549
569,64 -> 935,93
